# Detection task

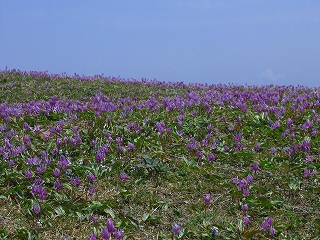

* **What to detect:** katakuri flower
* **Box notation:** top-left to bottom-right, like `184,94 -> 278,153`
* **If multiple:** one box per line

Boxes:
172,222 -> 182,234
204,194 -> 211,204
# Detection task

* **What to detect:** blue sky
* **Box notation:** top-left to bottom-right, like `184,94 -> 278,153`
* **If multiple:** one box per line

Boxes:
1,1 -> 319,86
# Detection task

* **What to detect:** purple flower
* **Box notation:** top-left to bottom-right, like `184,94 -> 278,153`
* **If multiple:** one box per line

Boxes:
32,156 -> 41,166
36,165 -> 46,174
92,216 -> 98,222
242,188 -> 250,197
233,177 -> 240,185
55,125 -> 62,134
8,160 -> 15,167
312,128 -> 318,137
271,121 -> 280,130
246,174 -> 254,184
88,234 -> 97,240
39,187 -> 47,200
56,138 -> 62,146
260,217 -> 273,231
71,176 -> 80,186
239,179 -> 247,190
106,218 -> 116,233
251,162 -> 259,173
241,204 -> 248,212
41,150 -> 48,159
287,118 -> 293,126
88,173 -> 95,182
95,150 -> 105,162
70,138 -> 76,147
172,222 -> 182,234
89,186 -> 96,195
53,168 -> 61,177
254,143 -> 261,152
127,143 -> 135,151
269,226 -> 276,236
243,216 -> 250,226
101,228 -> 110,240
51,147 -> 58,156
4,138 -> 13,149
208,153 -> 215,162
117,146 -> 123,153
58,155 -> 70,169
25,170 -> 33,178
119,172 -> 127,181
156,121 -> 165,133
23,122 -> 30,130
34,178 -> 43,185
54,181 -> 62,190
304,169 -> 311,177
31,184 -> 40,195
305,156 -> 313,163
43,134 -> 50,142
33,204 -> 41,214
23,135 -> 31,146
116,137 -> 122,145
196,151 -> 203,159
210,226 -> 219,237
114,230 -> 124,239
204,194 -> 210,204
63,137 -> 69,144
75,135 -> 82,144
234,133 -> 242,142
201,139 -> 208,146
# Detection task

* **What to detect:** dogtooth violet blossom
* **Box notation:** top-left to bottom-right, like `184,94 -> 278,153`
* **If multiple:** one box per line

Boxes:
260,217 -> 273,231
120,172 -> 127,181
106,218 -> 116,233
243,216 -> 250,227
114,231 -> 124,239
204,194 -> 211,203
172,222 -> 182,234
101,228 -> 110,240
33,204 -> 41,215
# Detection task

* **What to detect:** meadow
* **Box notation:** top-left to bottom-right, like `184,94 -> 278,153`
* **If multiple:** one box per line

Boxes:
0,69 -> 319,239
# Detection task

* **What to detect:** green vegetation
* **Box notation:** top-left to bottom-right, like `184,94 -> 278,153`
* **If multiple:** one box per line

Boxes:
0,69 -> 319,239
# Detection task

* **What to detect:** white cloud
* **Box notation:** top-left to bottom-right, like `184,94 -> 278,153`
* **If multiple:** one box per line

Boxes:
260,68 -> 283,83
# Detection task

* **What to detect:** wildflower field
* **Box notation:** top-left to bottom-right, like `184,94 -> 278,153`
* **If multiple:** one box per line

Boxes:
0,69 -> 319,239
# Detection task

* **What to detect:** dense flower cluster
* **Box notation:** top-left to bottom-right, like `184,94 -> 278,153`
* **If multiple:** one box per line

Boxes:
0,69 -> 319,238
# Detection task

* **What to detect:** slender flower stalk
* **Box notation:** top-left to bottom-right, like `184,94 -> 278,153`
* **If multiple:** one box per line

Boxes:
33,204 -> 41,215
204,193 -> 210,219
172,222 -> 182,239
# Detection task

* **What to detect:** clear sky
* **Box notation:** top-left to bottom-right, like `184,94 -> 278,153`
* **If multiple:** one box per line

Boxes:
1,1 -> 319,87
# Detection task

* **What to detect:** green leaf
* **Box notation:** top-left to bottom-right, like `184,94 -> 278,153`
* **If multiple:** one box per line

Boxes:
76,211 -> 85,220
270,200 -> 283,206
0,229 -> 8,238
289,179 -> 301,190
162,204 -> 168,211
202,218 -> 210,228
104,208 -> 115,219
54,205 -> 66,216
142,213 -> 150,222
243,230 -> 260,239
0,195 -> 6,200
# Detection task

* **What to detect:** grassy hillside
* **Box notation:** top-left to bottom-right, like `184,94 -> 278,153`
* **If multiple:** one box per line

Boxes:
0,69 -> 319,239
